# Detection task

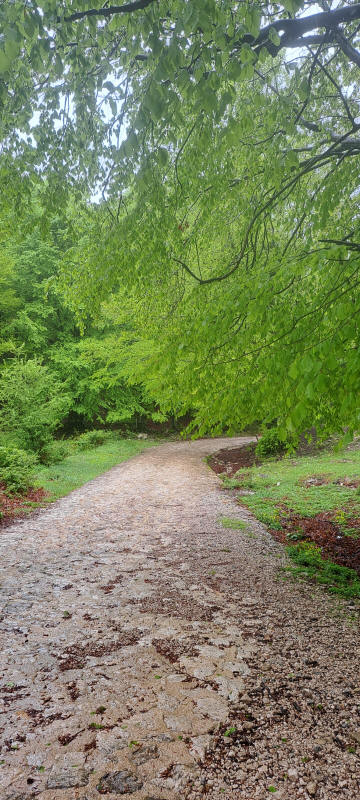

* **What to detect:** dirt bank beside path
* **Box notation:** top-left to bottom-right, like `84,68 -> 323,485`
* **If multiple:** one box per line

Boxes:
0,438 -> 359,800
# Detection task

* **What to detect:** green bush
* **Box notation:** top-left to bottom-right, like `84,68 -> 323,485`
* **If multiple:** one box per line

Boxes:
74,430 -> 111,451
0,358 -> 71,453
39,440 -> 70,465
255,428 -> 288,459
0,446 -> 38,494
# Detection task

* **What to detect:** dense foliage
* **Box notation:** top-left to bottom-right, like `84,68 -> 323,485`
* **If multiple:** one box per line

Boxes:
0,2 -> 360,439
0,206 -> 156,473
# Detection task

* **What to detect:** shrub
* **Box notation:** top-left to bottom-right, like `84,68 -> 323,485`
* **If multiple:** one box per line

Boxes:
39,440 -> 70,465
74,430 -> 111,451
0,446 -> 38,494
255,428 -> 288,459
0,358 -> 71,453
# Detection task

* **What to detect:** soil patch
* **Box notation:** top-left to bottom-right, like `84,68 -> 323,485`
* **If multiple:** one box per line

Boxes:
208,443 -> 259,475
0,483 -> 48,528
152,637 -> 200,663
130,590 -> 221,621
272,512 -> 360,575
209,432 -> 331,478
57,630 -> 141,671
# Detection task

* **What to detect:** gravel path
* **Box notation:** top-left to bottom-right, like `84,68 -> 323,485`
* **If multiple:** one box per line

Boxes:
0,437 -> 359,800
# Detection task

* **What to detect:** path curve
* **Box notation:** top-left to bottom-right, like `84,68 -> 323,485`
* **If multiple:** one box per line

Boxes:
0,438 -> 359,800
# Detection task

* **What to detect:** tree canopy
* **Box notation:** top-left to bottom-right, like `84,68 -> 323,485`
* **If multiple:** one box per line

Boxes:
1,2 -> 360,436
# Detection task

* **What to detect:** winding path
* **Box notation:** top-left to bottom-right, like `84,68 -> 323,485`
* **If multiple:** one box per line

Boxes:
0,438 -> 359,800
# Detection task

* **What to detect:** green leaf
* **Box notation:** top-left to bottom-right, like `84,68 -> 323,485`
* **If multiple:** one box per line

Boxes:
268,28 -> 281,47
5,39 -> 21,62
245,8 -> 261,38
158,147 -> 169,166
0,50 -> 10,73
54,53 -> 63,77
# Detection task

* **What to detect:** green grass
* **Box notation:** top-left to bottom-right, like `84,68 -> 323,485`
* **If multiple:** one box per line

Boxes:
35,436 -> 155,501
220,516 -> 249,530
285,542 -> 360,598
230,448 -> 360,528
222,445 -> 360,598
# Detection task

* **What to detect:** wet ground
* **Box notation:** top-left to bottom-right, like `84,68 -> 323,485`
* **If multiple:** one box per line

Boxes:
0,438 -> 359,800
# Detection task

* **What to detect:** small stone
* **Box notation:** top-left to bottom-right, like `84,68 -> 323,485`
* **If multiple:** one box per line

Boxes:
288,769 -> 298,781
240,693 -> 251,703
164,714 -> 193,733
47,768 -> 89,789
97,771 -> 143,794
306,781 -> 317,796
132,744 -> 159,765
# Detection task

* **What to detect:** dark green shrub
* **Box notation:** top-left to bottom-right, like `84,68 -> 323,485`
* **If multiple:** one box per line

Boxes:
74,430 -> 111,451
0,446 -> 38,494
255,428 -> 288,459
39,440 -> 70,465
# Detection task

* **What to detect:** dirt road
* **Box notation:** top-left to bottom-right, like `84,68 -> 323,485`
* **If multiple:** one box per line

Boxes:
0,438 -> 359,800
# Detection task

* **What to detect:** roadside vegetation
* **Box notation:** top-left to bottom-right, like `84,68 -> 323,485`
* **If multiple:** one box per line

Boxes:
0,433 -> 154,526
216,438 -> 360,598
35,434 -> 154,501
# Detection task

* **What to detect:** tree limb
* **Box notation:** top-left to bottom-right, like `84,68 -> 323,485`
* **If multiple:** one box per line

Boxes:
257,4 -> 360,48
63,0 -> 156,23
333,28 -> 360,69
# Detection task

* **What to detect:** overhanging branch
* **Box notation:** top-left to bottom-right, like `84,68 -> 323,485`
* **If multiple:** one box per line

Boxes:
257,4 -> 360,48
63,0 -> 157,23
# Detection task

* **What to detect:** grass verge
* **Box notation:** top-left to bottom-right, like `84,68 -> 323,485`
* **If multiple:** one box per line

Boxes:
285,542 -> 360,598
220,516 -> 249,530
35,436 -> 155,501
221,446 -> 360,598
227,447 -> 360,527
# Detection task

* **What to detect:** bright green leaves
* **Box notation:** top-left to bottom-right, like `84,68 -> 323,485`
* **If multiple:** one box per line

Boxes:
201,87 -> 218,113
0,50 -> 11,75
120,131 -> 139,159
144,86 -> 166,121
182,2 -> 216,36
297,77 -> 310,102
244,7 -> 261,38
157,147 -> 169,167
268,27 -> 281,47
239,43 -> 256,65
0,0 -> 357,210
5,36 -> 21,64
0,16 -> 23,73
23,9 -> 41,41
283,0 -> 303,15
0,1 -> 359,441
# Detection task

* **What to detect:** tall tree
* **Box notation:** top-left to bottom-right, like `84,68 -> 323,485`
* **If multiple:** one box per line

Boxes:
1,2 -> 359,434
